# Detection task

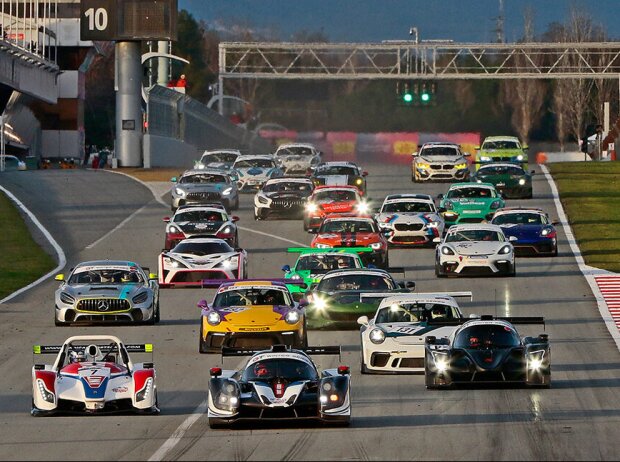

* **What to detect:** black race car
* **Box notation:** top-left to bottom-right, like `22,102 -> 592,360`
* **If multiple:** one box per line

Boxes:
424,315 -> 550,388
253,178 -> 315,220
309,162 -> 368,195
207,344 -> 351,428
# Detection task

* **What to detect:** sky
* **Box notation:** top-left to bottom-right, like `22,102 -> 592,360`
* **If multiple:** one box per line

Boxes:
179,0 -> 620,43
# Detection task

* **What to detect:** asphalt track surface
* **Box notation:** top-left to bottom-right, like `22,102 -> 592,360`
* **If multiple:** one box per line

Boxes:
1,165 -> 619,461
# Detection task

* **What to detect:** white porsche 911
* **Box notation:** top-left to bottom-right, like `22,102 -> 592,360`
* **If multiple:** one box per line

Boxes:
357,292 -> 473,374
158,237 -> 247,287
435,224 -> 516,277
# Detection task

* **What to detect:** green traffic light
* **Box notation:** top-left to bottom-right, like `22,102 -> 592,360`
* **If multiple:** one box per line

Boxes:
403,93 -> 413,103
421,92 -> 430,102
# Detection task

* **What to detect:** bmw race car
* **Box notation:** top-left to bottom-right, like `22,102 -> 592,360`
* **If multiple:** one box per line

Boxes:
491,208 -> 558,256
435,224 -> 516,277
475,136 -> 529,169
303,185 -> 366,232
305,268 -> 415,329
470,162 -> 534,199
357,292 -> 474,374
170,169 -> 239,212
438,182 -> 505,226
282,247 -> 371,298
31,335 -> 158,415
411,142 -> 471,182
163,204 -> 239,249
309,162 -> 368,195
254,178 -> 314,220
375,194 -> 445,246
54,261 -> 160,326
233,155 -> 283,192
198,280 -> 308,353
159,238 -> 247,288
207,344 -> 350,428
424,316 -> 550,388
274,143 -> 322,176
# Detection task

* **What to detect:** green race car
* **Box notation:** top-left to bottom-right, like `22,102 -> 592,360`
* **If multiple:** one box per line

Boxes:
470,162 -> 534,199
282,247 -> 372,299
475,136 -> 528,170
438,182 -> 505,226
305,268 -> 415,329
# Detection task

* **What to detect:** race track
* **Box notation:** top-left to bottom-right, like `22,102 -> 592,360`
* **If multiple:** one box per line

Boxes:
1,165 -> 619,461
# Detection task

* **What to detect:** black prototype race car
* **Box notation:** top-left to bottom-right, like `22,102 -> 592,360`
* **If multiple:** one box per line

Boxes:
424,315 -> 550,388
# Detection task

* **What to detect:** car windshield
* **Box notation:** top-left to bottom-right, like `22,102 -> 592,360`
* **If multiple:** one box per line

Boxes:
318,274 -> 395,292
320,219 -> 377,233
313,190 -> 357,202
296,254 -> 358,272
69,268 -> 144,284
262,182 -> 313,193
420,146 -> 459,156
316,166 -> 357,176
213,287 -> 292,307
201,152 -> 238,164
242,358 -> 318,382
382,201 -> 434,213
375,302 -> 459,323
453,324 -> 521,349
277,146 -> 315,157
446,187 -> 496,199
235,159 -> 275,169
174,211 -> 226,222
482,140 -> 520,150
171,241 -> 233,255
492,213 -> 545,225
61,341 -> 123,368
478,165 -> 525,175
445,230 -> 503,242
180,174 -> 228,184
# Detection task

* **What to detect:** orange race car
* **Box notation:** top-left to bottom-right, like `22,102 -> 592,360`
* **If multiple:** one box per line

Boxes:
303,185 -> 368,233
310,214 -> 389,269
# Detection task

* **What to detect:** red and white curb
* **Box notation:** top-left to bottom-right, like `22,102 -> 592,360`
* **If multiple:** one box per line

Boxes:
595,276 -> 620,328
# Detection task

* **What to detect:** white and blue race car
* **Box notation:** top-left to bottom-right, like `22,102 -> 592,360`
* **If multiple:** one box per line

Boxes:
233,155 -> 283,192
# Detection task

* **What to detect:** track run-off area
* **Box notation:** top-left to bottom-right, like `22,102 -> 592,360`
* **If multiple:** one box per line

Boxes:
1,163 -> 620,460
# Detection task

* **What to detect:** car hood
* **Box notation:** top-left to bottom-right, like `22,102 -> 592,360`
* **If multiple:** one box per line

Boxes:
377,212 -> 440,224
317,201 -> 355,214
463,347 -> 515,370
168,251 -> 237,266
479,148 -> 524,156
449,241 -> 505,255
315,232 -> 380,246
315,175 -> 350,185
62,284 -> 145,298
264,191 -> 310,200
419,155 -> 465,164
236,167 -> 274,177
498,223 -> 544,239
174,183 -> 225,193
207,305 -> 294,326
279,155 -> 315,164
320,290 -> 382,307
474,174 -> 527,185
445,198 -> 495,210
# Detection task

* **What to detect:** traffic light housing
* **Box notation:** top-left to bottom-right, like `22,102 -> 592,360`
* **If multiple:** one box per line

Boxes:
397,81 -> 436,107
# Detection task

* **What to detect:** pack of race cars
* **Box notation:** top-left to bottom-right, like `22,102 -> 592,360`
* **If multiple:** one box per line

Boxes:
37,140 -> 556,425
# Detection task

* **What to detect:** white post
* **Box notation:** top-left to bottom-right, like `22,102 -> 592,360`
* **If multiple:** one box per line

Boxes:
1,113 -> 5,173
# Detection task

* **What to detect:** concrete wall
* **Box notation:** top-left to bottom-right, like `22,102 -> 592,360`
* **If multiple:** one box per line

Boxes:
143,134 -> 199,169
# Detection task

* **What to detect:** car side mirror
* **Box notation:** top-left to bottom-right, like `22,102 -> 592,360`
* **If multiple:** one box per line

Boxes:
55,274 -> 65,281
404,281 -> 416,290
210,367 -> 222,378
232,216 -> 240,222
464,152 -> 471,157
438,207 -> 446,213
282,265 -> 291,272
170,177 -> 177,183
298,298 -> 309,308
433,237 -> 441,243
234,248 -> 243,252
411,151 -> 418,157
163,217 -> 170,223
437,194 -> 444,200
469,313 -> 478,318
523,145 -> 529,150
508,236 -> 518,242
362,171 -> 368,177
426,336 -> 437,345
475,146 -> 480,151
197,299 -> 209,309
357,315 -> 369,326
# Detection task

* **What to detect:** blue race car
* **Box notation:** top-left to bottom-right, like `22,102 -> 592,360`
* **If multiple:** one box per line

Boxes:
491,208 -> 558,256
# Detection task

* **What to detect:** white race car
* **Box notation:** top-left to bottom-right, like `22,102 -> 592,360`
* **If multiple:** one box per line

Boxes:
357,292 -> 473,374
233,155 -> 283,192
435,224 -> 516,277
159,237 -> 247,287
375,194 -> 445,246
274,143 -> 322,176
31,335 -> 158,415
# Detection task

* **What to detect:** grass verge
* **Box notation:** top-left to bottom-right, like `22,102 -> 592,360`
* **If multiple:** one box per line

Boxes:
548,162 -> 620,272
0,191 -> 56,300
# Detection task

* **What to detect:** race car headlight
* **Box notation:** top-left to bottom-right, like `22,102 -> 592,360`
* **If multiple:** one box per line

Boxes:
207,311 -> 221,326
528,350 -> 546,370
498,245 -> 512,255
305,202 -> 318,213
480,155 -> 491,162
518,178 -> 526,185
355,177 -> 364,186
222,187 -> 233,196
220,226 -> 233,235
174,187 -> 186,197
196,163 -> 205,169
132,291 -> 149,304
313,296 -> 328,312
257,195 -> 269,204
369,328 -> 386,344
441,246 -> 455,255
517,154 -> 524,161
455,162 -> 468,170
378,221 -> 392,229
370,242 -> 383,250
431,351 -> 449,372
290,274 -> 301,280
36,379 -> 55,403
285,310 -> 301,324
220,256 -> 238,270
59,292 -> 75,305
356,202 -> 369,214
135,377 -> 154,402
163,257 -> 188,269
316,243 -> 332,249
168,225 -> 180,234
417,162 -> 430,170
490,200 -> 502,209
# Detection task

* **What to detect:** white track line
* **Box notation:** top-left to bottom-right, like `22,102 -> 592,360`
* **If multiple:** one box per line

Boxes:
0,185 -> 66,305
85,204 -> 149,249
540,164 -> 620,350
148,399 -> 208,462
237,225 -> 307,247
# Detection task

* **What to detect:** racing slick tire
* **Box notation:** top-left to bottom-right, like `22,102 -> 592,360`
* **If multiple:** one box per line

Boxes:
208,418 -> 231,429
199,331 -> 209,354
154,300 -> 161,323
54,315 -> 69,327
233,196 -> 240,211
254,208 -> 263,221
435,261 -> 446,278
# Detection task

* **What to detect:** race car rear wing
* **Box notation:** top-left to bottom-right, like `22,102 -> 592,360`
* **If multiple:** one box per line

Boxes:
426,315 -> 545,328
201,278 -> 308,289
33,344 -> 154,354
360,291 -> 473,302
287,247 -> 373,254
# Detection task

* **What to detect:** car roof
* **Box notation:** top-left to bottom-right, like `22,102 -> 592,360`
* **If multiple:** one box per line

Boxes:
321,268 -> 392,279
173,205 -> 227,214
316,161 -> 358,167
482,136 -> 520,142
218,280 -> 288,290
420,142 -> 460,148
448,182 -> 495,189
202,149 -> 241,155
313,185 -> 360,191
264,177 -> 313,185
182,169 -> 230,176
447,223 -> 504,233
322,214 -> 374,222
384,193 -> 434,203
493,207 -> 546,215
478,162 -> 525,170
276,143 -> 316,149
377,294 -> 462,309
235,155 -> 275,161
176,237 -> 231,244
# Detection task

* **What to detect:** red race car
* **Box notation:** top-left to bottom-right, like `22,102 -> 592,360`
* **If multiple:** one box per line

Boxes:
311,214 -> 389,268
303,185 -> 368,232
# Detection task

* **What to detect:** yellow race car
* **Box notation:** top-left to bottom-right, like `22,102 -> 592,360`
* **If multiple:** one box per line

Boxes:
198,280 -> 308,353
